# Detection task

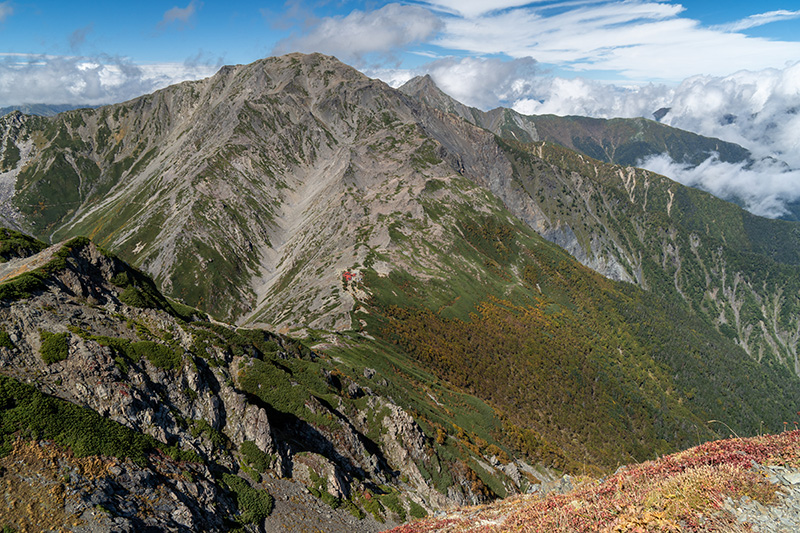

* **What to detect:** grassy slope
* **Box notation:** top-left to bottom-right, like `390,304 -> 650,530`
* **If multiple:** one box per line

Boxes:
335,173 -> 800,472
389,430 -> 800,533
499,139 -> 800,376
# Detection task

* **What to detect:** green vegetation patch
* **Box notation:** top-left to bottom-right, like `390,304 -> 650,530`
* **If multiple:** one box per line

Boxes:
119,285 -> 161,309
188,321 -> 283,362
0,331 -> 14,350
362,494 -> 386,523
0,228 -> 47,262
111,264 -> 202,322
113,268 -> 167,309
0,236 -> 94,302
221,473 -> 274,524
0,272 -> 47,302
379,491 -> 406,521
1,138 -> 21,171
238,359 -> 310,416
0,374 -> 154,462
167,298 -> 207,322
411,139 -> 443,170
39,330 -> 69,364
408,500 -> 428,519
14,152 -> 83,230
306,468 -> 341,509
191,419 -> 229,449
240,440 -> 271,472
91,336 -> 182,370
129,341 -> 182,370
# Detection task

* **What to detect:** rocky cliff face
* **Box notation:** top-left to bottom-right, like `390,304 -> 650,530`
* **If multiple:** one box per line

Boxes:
0,237 -> 545,531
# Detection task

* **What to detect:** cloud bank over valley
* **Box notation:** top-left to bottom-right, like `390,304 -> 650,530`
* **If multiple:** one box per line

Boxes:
0,54 -> 218,106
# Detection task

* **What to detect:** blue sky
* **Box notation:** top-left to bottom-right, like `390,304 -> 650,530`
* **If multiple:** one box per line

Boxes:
5,1 -> 799,63
2,1 -> 799,97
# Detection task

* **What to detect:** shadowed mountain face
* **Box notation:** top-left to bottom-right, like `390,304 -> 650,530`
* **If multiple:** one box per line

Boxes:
2,53 -> 800,479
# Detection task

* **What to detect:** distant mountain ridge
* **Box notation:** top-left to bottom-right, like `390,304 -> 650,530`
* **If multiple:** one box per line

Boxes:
0,104 -> 98,117
399,74 -> 752,167
401,75 -> 800,222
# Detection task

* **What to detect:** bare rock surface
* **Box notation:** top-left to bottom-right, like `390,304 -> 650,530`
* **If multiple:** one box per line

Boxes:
0,238 -> 523,530
726,464 -> 800,532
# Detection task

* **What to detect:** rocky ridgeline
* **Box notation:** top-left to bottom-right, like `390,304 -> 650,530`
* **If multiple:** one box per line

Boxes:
0,237 -> 537,531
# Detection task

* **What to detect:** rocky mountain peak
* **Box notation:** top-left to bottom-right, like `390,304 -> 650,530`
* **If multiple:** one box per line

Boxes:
399,74 -> 437,93
399,74 -> 476,122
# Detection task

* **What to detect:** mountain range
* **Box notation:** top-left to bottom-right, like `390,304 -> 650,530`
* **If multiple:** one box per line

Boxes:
0,104 -> 96,118
2,52 -> 800,531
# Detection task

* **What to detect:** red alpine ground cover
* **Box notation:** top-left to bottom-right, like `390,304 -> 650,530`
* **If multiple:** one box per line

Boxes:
391,430 -> 800,532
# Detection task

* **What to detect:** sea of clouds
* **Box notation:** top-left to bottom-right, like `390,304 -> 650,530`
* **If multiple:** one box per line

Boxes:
0,54 -> 217,107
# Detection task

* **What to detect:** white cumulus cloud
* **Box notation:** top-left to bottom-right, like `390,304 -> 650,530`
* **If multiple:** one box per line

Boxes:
421,56 -> 538,109
659,64 -> 800,168
0,2 -> 12,23
713,9 -> 800,32
273,3 -> 442,65
435,1 -> 800,82
159,0 -> 202,30
0,55 -> 218,106
639,154 -> 800,219
512,77 -> 673,118
418,0 -> 545,18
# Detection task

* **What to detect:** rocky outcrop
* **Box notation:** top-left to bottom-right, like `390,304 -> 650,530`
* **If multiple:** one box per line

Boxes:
0,238 -> 528,530
0,439 -> 236,533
